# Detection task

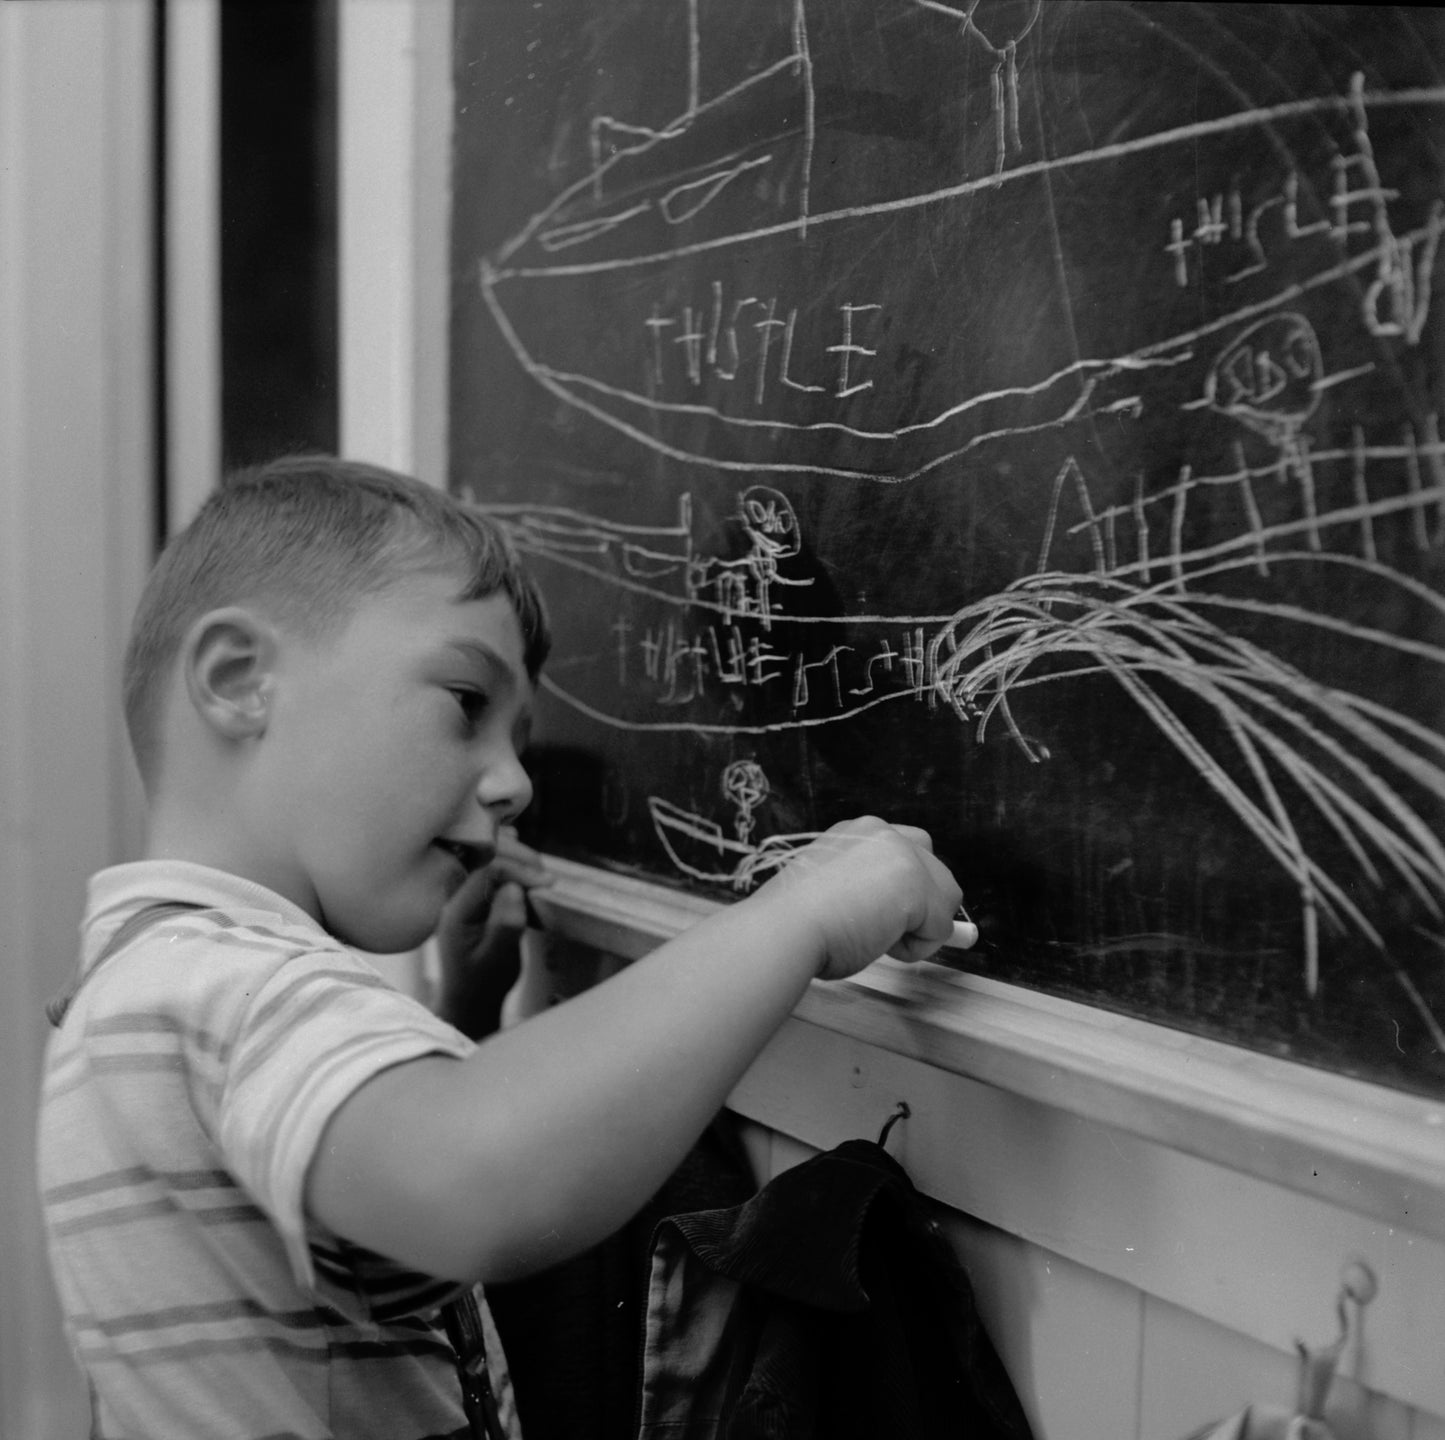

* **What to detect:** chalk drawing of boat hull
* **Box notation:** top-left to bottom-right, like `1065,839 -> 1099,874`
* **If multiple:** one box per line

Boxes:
648,796 -> 809,890
481,251 -> 1167,487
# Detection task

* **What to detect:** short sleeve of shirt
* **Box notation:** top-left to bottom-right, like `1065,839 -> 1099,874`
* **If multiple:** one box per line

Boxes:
212,930 -> 474,1294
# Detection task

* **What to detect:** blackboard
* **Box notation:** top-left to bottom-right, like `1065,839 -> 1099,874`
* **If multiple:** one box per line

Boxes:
449,1 -> 1445,1096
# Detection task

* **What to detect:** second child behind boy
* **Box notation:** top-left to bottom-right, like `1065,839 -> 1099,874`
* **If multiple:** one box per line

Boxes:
38,457 -> 964,1440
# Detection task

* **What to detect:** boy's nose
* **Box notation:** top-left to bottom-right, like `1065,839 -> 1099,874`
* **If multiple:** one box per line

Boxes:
476,751 -> 533,822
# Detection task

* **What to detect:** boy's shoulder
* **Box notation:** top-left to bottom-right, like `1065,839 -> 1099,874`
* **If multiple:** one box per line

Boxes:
53,859 -> 472,1134
82,858 -> 339,966
70,859 -> 421,1036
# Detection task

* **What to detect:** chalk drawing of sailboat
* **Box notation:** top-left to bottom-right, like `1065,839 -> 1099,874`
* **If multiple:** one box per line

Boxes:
648,760 -> 820,889
473,485 -> 812,630
475,0 -> 1210,485
474,2 -> 1445,485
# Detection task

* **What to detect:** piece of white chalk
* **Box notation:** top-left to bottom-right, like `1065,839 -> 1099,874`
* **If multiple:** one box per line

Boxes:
949,919 -> 979,950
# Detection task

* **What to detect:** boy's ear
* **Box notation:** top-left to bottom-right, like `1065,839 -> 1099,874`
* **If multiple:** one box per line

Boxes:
181,607 -> 279,741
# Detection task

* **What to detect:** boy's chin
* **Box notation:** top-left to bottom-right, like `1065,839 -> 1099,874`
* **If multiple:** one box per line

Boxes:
327,907 -> 438,958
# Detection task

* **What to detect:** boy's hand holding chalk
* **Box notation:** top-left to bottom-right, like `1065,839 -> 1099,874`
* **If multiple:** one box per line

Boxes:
760,816 -> 963,979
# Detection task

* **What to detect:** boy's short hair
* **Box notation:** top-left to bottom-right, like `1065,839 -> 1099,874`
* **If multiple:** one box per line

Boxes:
123,455 -> 550,786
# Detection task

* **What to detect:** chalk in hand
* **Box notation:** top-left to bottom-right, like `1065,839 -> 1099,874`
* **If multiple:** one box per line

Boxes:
945,898 -> 979,950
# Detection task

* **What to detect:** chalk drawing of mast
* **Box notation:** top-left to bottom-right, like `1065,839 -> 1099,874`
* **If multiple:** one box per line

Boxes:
494,0 -> 815,269
913,0 -> 1042,178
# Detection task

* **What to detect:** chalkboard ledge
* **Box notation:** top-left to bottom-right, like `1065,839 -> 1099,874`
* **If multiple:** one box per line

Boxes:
529,856 -> 1445,1245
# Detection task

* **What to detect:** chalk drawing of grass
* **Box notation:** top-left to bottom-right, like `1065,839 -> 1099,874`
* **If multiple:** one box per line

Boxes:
930,555 -> 1445,1043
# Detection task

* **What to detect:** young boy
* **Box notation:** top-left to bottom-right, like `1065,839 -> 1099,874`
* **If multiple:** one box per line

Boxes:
38,456 -> 963,1440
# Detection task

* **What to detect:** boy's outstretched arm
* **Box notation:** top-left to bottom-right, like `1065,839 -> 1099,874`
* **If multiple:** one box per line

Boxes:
306,817 -> 961,1283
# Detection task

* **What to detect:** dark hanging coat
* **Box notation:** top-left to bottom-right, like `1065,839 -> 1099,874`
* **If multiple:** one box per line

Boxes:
491,1123 -> 1033,1440
633,1137 -> 1035,1440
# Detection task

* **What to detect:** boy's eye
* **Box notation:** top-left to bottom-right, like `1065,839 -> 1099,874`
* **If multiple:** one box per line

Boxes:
449,688 -> 489,727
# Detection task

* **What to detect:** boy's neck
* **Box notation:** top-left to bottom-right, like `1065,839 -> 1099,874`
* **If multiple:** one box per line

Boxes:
142,802 -> 317,922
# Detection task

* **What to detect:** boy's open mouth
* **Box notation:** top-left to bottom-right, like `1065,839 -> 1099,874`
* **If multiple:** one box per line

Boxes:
434,838 -> 491,875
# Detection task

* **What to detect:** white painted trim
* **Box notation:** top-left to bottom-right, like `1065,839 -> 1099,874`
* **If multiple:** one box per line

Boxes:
165,0 -> 221,534
531,856 -> 1445,1243
410,0 -> 453,490
338,0 -> 452,484
339,0 -> 415,470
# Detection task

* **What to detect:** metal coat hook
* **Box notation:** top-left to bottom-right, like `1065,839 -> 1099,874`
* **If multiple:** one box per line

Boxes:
877,1102 -> 910,1146
1294,1259 -> 1379,1421
1183,1259 -> 1381,1439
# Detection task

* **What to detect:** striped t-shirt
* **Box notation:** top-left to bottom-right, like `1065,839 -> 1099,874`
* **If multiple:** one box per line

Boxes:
38,859 -> 515,1440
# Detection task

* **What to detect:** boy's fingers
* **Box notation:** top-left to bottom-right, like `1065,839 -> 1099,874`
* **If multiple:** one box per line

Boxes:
488,880 -> 529,931
886,932 -> 947,964
496,828 -> 548,866
901,840 -> 965,932
443,865 -> 505,929
493,830 -> 554,888
488,854 -> 554,891
887,823 -> 935,854
883,905 -> 958,964
445,861 -> 547,931
893,828 -> 962,962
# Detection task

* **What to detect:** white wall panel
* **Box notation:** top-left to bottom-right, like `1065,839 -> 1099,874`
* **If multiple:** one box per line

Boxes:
944,1212 -> 1144,1440
0,3 -> 154,1435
